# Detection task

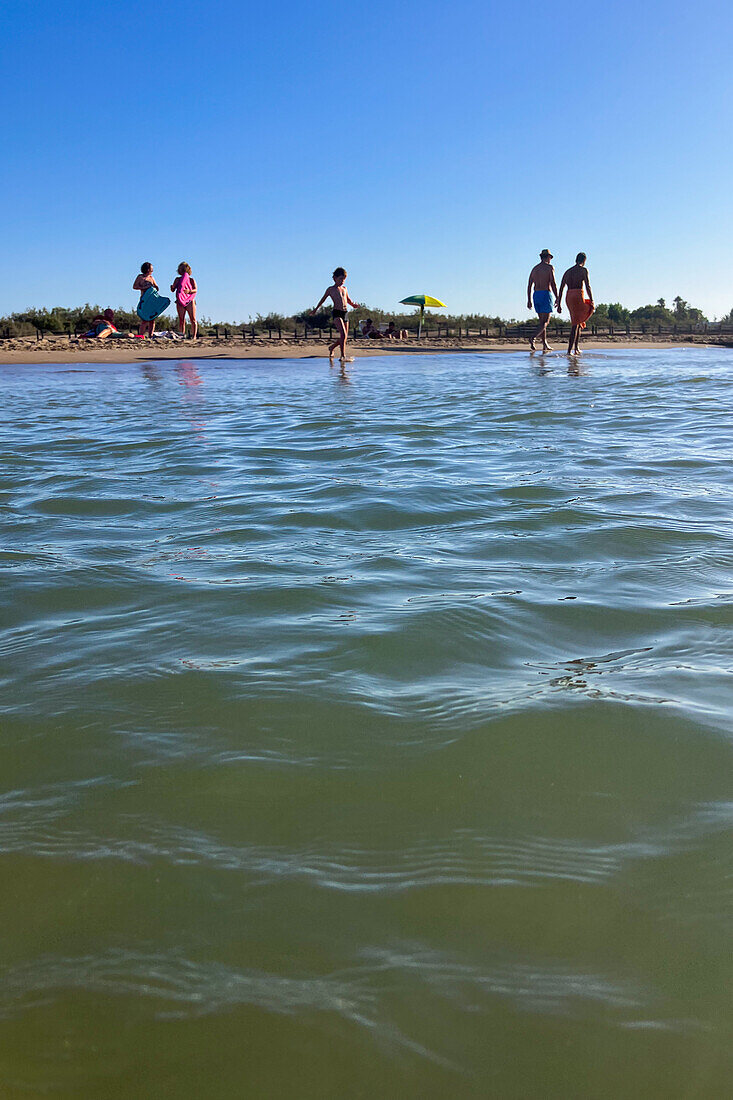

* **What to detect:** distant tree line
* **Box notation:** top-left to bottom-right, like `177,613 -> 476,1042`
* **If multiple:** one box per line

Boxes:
0,295 -> 729,338
588,296 -> 710,329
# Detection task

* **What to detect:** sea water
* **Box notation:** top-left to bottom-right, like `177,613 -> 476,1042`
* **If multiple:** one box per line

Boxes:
1,349 -> 732,1098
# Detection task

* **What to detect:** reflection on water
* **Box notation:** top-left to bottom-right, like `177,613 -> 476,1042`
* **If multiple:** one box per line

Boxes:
140,362 -> 163,387
530,350 -> 589,377
1,349 -> 732,1099
175,361 -> 207,439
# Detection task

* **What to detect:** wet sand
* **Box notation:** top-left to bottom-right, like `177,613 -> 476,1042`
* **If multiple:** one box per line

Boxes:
0,333 -> 710,364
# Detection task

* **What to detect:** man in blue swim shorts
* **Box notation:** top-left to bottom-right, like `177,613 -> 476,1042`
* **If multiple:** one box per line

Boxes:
526,249 -> 559,352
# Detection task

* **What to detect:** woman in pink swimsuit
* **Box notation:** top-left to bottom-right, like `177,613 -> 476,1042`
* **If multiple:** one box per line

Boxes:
170,262 -> 198,339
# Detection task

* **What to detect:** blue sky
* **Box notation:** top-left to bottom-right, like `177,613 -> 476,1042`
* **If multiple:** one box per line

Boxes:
2,0 -> 732,321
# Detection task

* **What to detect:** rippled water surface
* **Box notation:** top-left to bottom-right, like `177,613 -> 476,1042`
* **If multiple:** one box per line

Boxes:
2,349 -> 732,1097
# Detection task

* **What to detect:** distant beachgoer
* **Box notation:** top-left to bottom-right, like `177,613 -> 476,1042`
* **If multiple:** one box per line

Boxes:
133,262 -> 159,338
170,262 -> 198,339
81,308 -> 118,340
557,253 -> 595,355
362,318 -> 384,339
311,267 -> 360,361
526,249 -> 559,352
385,321 -> 408,341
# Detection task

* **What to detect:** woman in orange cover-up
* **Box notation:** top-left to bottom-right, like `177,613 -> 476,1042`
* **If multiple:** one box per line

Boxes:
557,252 -> 595,355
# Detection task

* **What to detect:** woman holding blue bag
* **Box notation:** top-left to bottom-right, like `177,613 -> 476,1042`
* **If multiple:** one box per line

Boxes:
133,262 -> 171,338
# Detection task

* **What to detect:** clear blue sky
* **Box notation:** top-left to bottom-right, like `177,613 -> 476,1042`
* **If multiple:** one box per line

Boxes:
2,0 -> 732,321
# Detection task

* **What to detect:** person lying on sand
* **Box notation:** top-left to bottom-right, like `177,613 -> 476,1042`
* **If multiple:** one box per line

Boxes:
557,252 -> 594,355
81,309 -> 118,339
311,267 -> 360,361
526,249 -> 558,352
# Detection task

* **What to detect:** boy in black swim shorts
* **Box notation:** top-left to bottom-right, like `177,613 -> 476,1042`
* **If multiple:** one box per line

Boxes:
311,267 -> 360,361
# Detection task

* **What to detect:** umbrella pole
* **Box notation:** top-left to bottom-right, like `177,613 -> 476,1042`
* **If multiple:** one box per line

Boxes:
418,305 -> 424,340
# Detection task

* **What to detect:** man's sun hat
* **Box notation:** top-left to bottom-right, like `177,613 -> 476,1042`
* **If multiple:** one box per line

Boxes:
540,248 -> 553,259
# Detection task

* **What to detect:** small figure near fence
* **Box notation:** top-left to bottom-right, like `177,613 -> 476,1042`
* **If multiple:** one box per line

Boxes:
526,249 -> 558,352
385,321 -> 408,341
311,267 -> 360,362
171,262 -> 198,339
81,309 -> 118,340
557,253 -> 595,355
361,319 -> 384,339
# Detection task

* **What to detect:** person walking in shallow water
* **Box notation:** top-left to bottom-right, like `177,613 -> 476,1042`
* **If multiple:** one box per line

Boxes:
527,249 -> 559,352
557,253 -> 594,355
311,267 -> 360,362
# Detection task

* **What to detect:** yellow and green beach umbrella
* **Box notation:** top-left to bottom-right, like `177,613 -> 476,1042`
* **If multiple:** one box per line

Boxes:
399,294 -> 446,338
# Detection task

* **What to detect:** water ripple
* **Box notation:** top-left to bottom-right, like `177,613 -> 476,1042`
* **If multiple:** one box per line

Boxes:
2,350 -> 733,1095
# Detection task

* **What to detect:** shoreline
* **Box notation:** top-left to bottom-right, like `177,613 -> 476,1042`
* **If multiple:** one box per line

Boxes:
0,334 -> 724,365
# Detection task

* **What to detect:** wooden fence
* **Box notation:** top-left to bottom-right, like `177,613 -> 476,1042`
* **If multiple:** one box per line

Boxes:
4,320 -> 733,342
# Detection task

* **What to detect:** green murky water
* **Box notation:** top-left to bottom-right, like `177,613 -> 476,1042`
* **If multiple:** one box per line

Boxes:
1,350 -> 732,1097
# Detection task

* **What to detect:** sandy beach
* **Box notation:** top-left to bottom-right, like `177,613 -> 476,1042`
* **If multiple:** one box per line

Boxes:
0,332 -> 719,364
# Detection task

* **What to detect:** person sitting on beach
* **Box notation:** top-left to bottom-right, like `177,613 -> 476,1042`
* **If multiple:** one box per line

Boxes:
385,321 -> 408,341
133,262 -> 158,338
526,249 -> 559,352
557,252 -> 595,355
81,309 -> 118,339
311,267 -> 361,362
362,318 -> 384,339
170,262 -> 198,339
